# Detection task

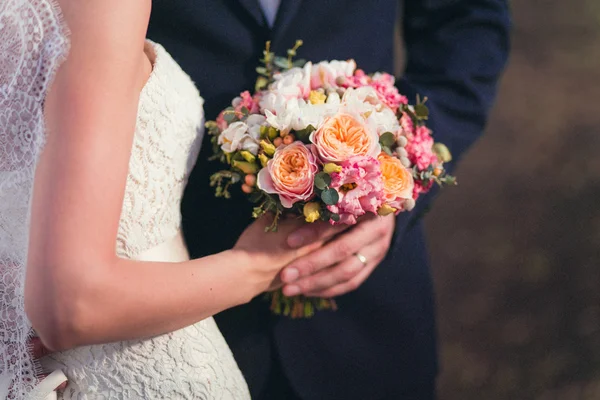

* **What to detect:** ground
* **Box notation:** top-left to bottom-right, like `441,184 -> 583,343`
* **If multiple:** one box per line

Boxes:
423,1 -> 600,398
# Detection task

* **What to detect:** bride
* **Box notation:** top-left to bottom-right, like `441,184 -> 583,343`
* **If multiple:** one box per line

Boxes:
0,0 -> 327,398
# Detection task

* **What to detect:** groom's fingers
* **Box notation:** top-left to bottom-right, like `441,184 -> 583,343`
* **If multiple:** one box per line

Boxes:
304,255 -> 377,299
283,239 -> 382,297
281,215 -> 383,285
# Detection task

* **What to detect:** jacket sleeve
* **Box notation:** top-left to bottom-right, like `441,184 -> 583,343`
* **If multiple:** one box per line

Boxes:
393,0 -> 511,238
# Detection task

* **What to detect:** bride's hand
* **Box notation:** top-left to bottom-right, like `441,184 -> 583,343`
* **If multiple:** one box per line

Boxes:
234,214 -> 329,293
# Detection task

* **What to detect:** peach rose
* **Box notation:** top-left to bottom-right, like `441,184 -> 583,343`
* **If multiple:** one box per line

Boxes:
257,141 -> 318,208
310,113 -> 380,163
377,152 -> 414,210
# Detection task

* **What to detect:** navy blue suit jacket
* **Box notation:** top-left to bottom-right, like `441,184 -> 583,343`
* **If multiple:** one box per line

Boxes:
148,1 -> 510,398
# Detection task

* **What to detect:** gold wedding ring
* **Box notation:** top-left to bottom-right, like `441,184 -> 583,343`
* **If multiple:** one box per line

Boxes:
355,252 -> 368,266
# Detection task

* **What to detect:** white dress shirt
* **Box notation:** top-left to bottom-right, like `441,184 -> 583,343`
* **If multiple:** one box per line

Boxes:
258,0 -> 281,27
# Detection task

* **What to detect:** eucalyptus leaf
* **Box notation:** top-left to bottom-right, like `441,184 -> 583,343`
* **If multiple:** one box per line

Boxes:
223,112 -> 236,123
292,59 -> 307,68
314,172 -> 331,190
321,188 -> 340,205
274,57 -> 290,69
330,213 -> 341,222
294,124 -> 315,143
379,132 -> 396,148
414,103 -> 429,118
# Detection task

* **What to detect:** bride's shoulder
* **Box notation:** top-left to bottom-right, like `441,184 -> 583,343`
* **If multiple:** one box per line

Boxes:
56,0 -> 150,51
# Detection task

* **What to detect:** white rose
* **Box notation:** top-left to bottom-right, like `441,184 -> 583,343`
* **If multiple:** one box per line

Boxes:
218,121 -> 260,154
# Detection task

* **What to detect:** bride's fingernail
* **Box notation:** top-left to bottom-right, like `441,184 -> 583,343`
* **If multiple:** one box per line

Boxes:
284,285 -> 300,296
282,268 -> 299,283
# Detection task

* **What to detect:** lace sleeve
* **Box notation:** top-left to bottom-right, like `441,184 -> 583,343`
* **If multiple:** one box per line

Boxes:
0,0 -> 69,398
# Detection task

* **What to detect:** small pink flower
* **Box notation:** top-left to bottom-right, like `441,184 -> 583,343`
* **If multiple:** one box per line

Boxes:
369,73 -> 407,112
344,69 -> 372,88
327,156 -> 384,225
257,142 -> 319,208
399,112 -> 414,136
413,180 -> 434,200
405,125 -> 438,170
216,111 -> 228,130
234,90 -> 261,114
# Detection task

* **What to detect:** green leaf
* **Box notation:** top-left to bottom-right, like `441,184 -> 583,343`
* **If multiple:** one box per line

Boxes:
292,59 -> 307,68
274,57 -> 290,69
249,191 -> 263,203
241,106 -> 250,116
330,213 -> 341,222
294,125 -> 315,143
382,146 -> 393,156
256,66 -> 268,75
223,112 -> 236,123
314,172 -> 331,190
379,132 -> 396,148
255,76 -> 269,92
321,188 -> 339,205
414,103 -> 429,119
252,206 -> 266,219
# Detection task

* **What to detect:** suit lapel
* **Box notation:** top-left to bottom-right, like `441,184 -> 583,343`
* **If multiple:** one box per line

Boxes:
236,0 -> 267,28
271,1 -> 303,41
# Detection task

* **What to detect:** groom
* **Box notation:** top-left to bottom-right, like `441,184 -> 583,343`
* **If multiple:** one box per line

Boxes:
147,1 -> 510,399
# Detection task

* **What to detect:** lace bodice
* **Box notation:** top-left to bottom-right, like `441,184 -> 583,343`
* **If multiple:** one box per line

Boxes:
39,41 -> 250,399
115,41 -> 203,259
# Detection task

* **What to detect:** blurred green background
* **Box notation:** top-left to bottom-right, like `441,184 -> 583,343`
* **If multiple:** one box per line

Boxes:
420,1 -> 600,398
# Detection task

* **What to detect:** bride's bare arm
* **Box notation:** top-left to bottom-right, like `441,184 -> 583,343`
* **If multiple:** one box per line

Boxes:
25,0 -> 312,352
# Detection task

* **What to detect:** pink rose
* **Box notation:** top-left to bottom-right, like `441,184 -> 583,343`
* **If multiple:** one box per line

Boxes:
310,113 -> 381,163
327,156 -> 384,225
257,142 -> 319,208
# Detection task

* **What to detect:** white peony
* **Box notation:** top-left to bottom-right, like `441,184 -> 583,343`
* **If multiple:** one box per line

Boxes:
338,87 -> 400,138
310,59 -> 357,89
271,62 -> 312,99
369,107 -> 401,136
259,92 -> 287,114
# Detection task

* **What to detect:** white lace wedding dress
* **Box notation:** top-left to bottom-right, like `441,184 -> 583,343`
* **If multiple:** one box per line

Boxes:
1,2 -> 250,398
33,39 -> 251,399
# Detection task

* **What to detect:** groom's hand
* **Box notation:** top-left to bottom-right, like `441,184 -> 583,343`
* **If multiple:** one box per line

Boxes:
281,214 -> 395,298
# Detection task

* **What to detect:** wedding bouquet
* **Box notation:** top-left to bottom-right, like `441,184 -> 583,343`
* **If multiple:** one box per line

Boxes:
207,41 -> 455,317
